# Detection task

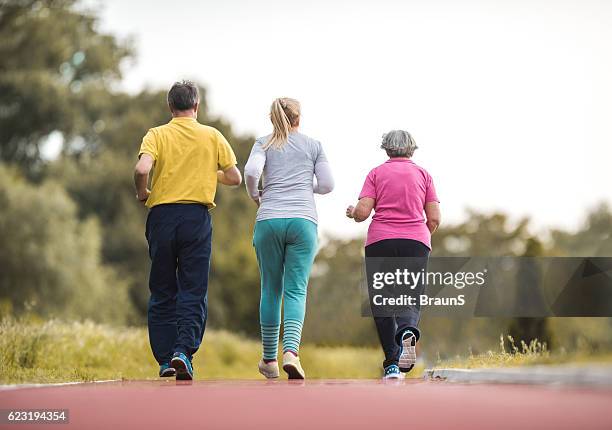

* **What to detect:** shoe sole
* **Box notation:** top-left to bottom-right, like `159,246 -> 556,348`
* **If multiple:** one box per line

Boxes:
171,357 -> 193,381
383,373 -> 405,380
283,363 -> 305,380
398,334 -> 416,373
258,367 -> 279,379
159,368 -> 176,377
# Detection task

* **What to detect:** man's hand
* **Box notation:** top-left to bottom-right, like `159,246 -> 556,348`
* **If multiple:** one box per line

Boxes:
134,154 -> 154,205
346,205 -> 355,219
136,189 -> 151,204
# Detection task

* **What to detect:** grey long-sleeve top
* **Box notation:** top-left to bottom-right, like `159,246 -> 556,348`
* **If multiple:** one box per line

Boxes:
244,132 -> 334,224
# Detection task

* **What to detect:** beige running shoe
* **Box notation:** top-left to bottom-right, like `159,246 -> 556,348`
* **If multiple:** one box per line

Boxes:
282,351 -> 305,379
258,359 -> 279,379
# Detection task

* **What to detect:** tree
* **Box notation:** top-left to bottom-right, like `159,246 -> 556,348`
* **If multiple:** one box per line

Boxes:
0,0 -> 131,172
507,237 -> 553,351
0,165 -> 134,323
550,203 -> 612,257
431,210 -> 531,257
0,0 -> 274,333
303,237 -> 378,346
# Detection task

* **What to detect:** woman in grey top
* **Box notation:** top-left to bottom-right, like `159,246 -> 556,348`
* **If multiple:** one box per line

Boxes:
244,97 -> 334,379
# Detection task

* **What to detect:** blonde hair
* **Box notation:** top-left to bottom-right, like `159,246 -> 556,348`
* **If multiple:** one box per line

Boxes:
264,97 -> 300,150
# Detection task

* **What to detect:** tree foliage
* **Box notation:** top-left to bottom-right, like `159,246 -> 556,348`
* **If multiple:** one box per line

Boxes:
0,0 -> 131,171
0,165 -> 133,322
0,0 -> 610,356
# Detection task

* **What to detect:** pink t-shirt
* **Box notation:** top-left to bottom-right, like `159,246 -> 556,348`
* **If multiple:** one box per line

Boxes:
359,158 -> 439,249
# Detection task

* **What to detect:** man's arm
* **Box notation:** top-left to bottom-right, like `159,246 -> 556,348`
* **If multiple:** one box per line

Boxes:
217,165 -> 242,186
215,129 -> 241,187
134,154 -> 154,202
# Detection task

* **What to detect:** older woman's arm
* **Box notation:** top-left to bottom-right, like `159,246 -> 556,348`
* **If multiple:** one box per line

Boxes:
346,197 -> 375,223
425,202 -> 441,234
244,141 -> 266,204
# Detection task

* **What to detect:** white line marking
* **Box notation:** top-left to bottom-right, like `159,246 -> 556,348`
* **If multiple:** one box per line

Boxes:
0,379 -> 121,391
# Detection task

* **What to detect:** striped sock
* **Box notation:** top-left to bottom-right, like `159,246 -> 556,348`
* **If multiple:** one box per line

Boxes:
261,323 -> 280,360
282,319 -> 303,355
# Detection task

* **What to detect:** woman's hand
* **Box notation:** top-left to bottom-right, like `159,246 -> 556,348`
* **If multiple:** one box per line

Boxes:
252,190 -> 262,207
347,198 -> 374,222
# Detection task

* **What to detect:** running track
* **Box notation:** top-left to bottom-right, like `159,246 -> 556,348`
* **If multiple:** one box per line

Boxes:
1,379 -> 612,429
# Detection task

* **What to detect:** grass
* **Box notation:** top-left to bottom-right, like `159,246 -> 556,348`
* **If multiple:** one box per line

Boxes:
432,335 -> 612,370
3,318 -> 609,384
0,317 -> 409,384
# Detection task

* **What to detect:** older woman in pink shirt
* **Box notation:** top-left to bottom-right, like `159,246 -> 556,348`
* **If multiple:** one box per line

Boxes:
346,130 -> 441,379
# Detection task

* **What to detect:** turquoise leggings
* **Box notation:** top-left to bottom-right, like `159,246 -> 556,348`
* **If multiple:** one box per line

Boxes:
253,218 -> 318,360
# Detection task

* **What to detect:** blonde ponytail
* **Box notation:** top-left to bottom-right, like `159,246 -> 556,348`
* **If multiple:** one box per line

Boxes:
264,97 -> 300,150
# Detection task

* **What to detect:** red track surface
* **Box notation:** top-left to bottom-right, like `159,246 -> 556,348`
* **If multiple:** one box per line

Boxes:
1,379 -> 612,430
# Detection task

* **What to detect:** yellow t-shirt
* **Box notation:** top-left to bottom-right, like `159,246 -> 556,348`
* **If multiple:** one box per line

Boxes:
138,117 -> 237,208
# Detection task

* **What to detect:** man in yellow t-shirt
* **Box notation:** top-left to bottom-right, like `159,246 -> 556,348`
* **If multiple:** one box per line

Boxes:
133,80 -> 241,380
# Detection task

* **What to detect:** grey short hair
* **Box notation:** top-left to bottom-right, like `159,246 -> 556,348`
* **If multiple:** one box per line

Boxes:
167,80 -> 199,111
380,130 -> 418,158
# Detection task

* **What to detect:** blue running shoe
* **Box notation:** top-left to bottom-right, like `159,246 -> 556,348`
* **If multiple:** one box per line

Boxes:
159,363 -> 175,377
170,352 -> 193,380
383,364 -> 404,379
398,330 -> 417,373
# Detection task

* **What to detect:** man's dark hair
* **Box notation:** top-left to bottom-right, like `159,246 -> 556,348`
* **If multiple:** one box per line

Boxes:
167,80 -> 200,111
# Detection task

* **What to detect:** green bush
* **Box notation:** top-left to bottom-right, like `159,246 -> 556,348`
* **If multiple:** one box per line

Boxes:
0,165 -> 135,323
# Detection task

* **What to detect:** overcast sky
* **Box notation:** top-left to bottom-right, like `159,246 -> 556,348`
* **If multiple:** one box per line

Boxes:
89,0 -> 612,239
